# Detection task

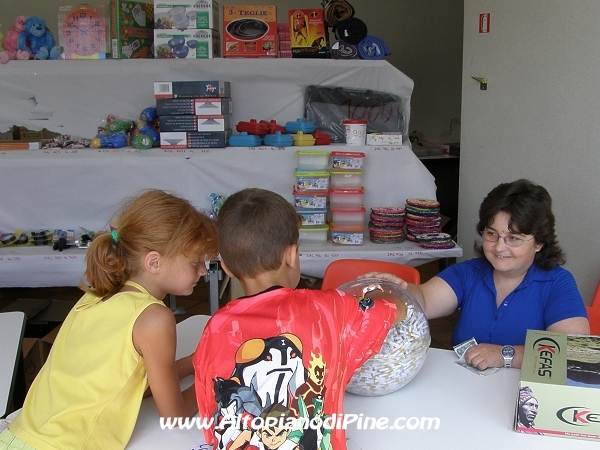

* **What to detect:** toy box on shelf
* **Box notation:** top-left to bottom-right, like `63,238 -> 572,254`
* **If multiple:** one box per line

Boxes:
289,8 -> 327,58
110,0 -> 154,59
153,28 -> 220,58
154,0 -> 219,30
515,329 -> 600,442
222,5 -> 277,57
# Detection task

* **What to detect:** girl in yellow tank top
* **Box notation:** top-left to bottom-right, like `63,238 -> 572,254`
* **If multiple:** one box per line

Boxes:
2,189 -> 218,450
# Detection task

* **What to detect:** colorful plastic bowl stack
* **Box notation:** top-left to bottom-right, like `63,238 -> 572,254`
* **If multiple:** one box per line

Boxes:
294,149 -> 330,245
328,151 -> 366,245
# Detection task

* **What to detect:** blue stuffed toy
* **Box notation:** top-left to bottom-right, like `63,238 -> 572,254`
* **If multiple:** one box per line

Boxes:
17,16 -> 61,60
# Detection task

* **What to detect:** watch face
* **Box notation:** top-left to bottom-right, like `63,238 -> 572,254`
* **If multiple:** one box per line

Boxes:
502,345 -> 515,358
61,8 -> 107,56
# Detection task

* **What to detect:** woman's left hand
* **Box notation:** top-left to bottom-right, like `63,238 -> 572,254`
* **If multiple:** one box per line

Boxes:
464,344 -> 503,370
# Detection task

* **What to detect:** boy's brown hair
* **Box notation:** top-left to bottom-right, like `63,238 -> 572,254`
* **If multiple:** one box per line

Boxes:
217,188 -> 302,279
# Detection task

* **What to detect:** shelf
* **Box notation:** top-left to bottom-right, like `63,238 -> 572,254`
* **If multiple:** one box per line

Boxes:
0,59 -> 413,141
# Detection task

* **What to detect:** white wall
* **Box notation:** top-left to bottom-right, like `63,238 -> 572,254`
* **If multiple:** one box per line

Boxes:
461,0 -> 600,303
0,0 -> 463,141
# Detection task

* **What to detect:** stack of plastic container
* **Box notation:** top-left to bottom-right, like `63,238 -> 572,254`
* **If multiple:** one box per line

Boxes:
294,150 -> 330,245
329,151 -> 366,245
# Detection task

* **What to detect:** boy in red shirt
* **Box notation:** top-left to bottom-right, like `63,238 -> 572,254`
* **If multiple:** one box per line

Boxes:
193,188 -> 406,450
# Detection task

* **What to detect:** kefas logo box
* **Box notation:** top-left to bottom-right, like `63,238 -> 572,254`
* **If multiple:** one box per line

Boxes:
516,330 -> 600,442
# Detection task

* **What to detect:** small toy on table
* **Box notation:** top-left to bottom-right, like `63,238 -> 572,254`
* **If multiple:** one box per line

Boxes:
107,119 -> 135,133
93,115 -> 133,149
91,132 -> 128,148
131,107 -> 160,149
17,16 -> 61,60
0,16 -> 32,63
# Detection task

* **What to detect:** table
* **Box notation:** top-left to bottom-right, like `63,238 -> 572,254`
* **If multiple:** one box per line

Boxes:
0,144 -> 463,289
0,311 -> 26,418
0,240 -> 462,288
125,316 -> 598,450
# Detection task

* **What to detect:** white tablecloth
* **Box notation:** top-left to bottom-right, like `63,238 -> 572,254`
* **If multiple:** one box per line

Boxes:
0,144 -> 435,231
0,237 -> 462,288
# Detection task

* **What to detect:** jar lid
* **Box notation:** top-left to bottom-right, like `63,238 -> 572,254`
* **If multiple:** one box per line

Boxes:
331,151 -> 366,157
342,120 -> 367,125
300,224 -> 329,231
295,149 -> 330,155
293,188 -> 328,196
330,169 -> 363,175
330,206 -> 366,213
294,170 -> 330,177
330,223 -> 366,231
329,187 -> 365,194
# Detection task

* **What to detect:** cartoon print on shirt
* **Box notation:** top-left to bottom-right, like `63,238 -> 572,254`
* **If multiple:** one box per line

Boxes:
212,334 -> 333,450
289,352 -> 327,418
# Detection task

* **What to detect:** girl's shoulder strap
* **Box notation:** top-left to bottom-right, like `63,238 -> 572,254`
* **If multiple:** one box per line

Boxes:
124,280 -> 150,295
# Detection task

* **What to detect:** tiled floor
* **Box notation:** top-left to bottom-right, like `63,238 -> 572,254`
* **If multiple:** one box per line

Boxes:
0,260 -> 458,349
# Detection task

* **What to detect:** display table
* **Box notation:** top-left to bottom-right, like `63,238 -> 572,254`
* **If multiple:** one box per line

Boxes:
0,59 -> 462,289
123,315 -> 597,450
0,240 -> 462,288
0,144 -> 463,288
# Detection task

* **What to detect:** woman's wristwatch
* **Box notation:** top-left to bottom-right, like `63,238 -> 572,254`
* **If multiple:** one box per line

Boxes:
501,345 -> 515,368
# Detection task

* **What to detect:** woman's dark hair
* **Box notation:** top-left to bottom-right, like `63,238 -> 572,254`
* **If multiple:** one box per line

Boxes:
474,179 -> 565,269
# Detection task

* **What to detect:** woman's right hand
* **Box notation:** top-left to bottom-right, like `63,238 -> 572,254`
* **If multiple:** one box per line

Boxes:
357,272 -> 409,290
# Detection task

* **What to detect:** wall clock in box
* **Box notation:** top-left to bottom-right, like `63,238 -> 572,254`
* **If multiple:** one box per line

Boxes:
58,4 -> 110,59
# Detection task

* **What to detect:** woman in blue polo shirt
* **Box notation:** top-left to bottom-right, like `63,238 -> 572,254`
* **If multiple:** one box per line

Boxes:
363,179 -> 589,370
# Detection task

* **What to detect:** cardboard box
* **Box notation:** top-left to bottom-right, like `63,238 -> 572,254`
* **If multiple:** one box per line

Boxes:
160,114 -> 232,132
289,8 -> 327,58
154,80 -> 231,99
156,97 -> 232,116
21,325 -> 62,393
154,0 -> 219,30
223,5 -> 277,57
111,0 -> 154,59
515,330 -> 600,442
160,130 -> 231,148
0,127 -> 61,150
153,29 -> 220,59
21,337 -> 41,392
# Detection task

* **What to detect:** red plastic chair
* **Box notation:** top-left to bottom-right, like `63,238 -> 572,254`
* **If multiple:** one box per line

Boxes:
587,281 -> 600,335
321,259 -> 420,290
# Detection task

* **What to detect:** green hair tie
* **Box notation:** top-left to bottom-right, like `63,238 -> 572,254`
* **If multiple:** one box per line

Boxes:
111,229 -> 119,243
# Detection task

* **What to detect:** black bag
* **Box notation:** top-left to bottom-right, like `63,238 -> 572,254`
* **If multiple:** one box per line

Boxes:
304,85 -> 405,143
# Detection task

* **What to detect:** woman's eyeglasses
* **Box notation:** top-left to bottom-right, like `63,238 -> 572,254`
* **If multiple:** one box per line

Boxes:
481,230 -> 534,247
